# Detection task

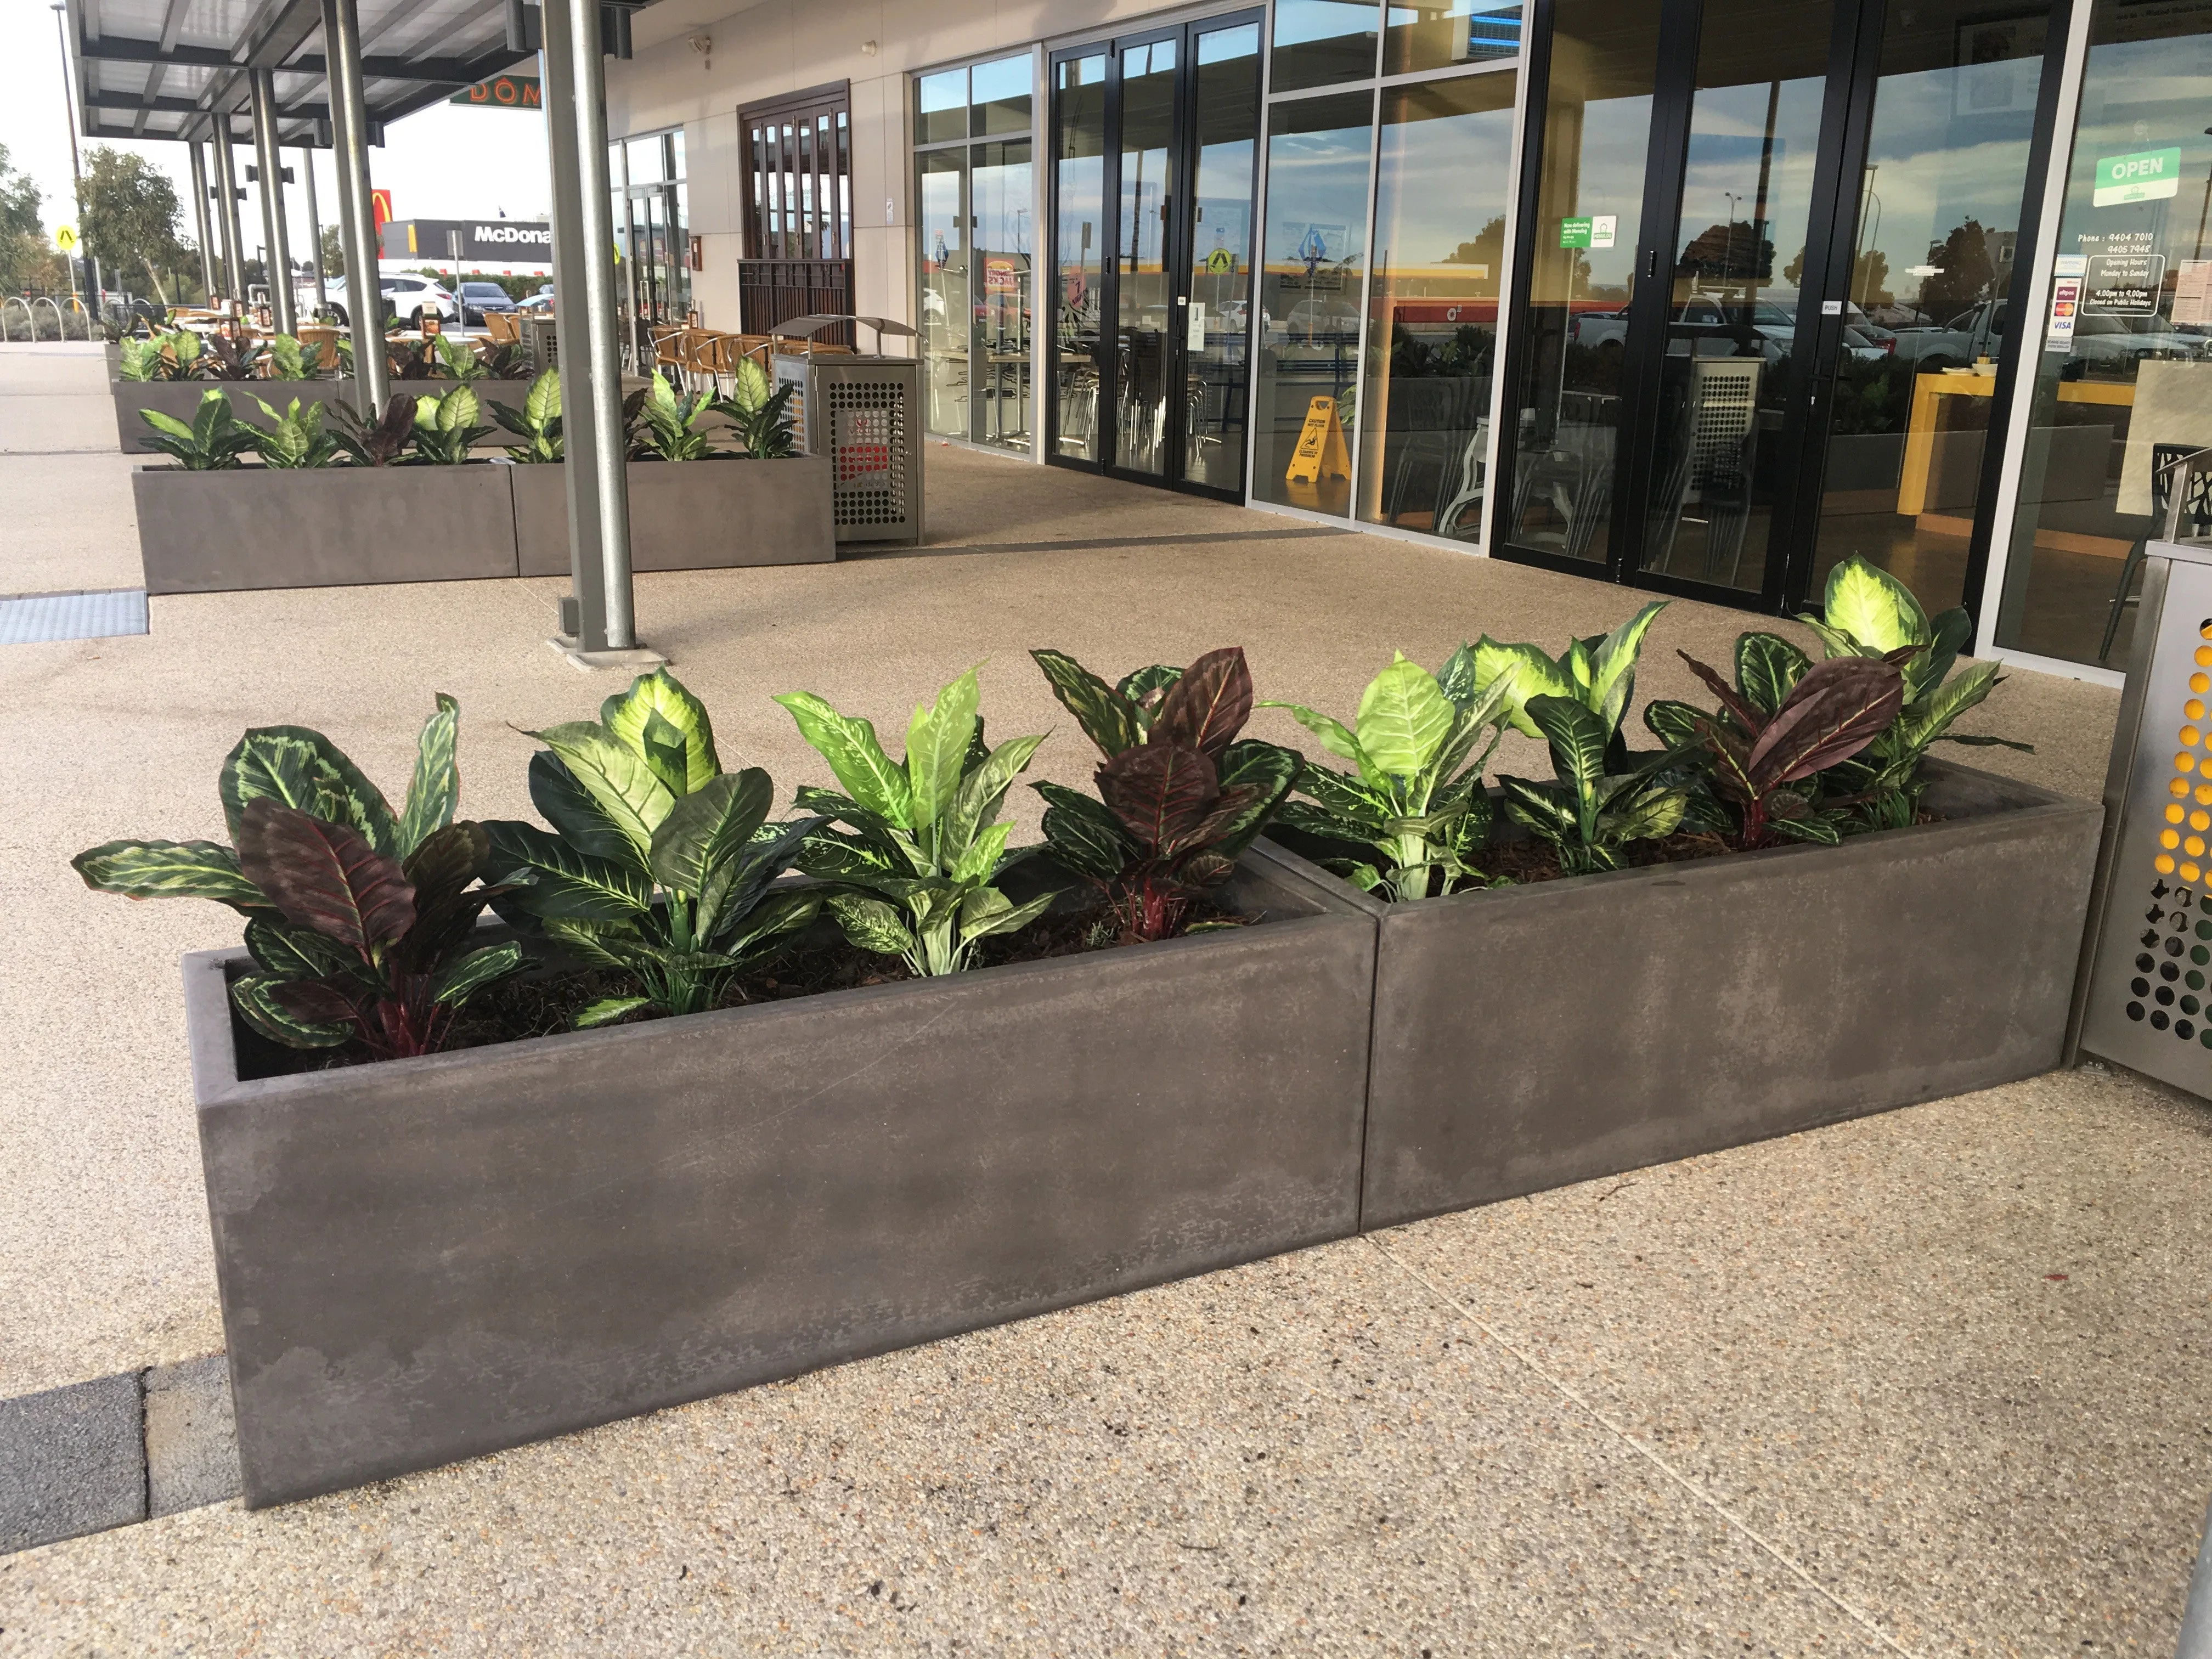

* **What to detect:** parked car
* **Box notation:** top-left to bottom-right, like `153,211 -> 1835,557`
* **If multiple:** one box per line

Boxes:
317,272 -> 460,330
518,285 -> 555,314
1574,298 -> 1887,362
458,281 -> 518,326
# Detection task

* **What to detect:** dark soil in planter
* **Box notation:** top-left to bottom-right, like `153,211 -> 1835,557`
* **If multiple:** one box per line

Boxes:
230,898 -> 1261,1080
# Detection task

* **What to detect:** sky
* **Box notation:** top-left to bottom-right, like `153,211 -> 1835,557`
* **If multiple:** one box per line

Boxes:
0,0 -> 552,255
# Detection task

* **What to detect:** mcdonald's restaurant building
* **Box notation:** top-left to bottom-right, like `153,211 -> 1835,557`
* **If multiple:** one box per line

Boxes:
605,0 -> 2212,681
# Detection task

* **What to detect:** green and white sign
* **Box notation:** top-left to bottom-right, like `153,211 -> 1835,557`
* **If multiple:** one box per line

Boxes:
2094,147 -> 2182,207
1559,214 -> 1617,250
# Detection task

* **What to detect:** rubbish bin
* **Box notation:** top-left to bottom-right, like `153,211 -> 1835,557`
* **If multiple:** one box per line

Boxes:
770,316 -> 924,547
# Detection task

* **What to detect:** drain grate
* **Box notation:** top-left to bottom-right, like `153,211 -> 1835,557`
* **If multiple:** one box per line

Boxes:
0,589 -> 149,644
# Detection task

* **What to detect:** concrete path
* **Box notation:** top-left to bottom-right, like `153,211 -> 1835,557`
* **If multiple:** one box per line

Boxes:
0,345 -> 2202,1655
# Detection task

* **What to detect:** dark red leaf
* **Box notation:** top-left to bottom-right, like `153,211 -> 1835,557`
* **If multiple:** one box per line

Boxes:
1151,647 -> 1252,759
1745,657 -> 1903,789
1677,650 -> 1763,735
1098,743 -> 1220,855
275,978 -> 363,1024
394,821 -> 490,971
238,799 -> 417,956
1167,782 -> 1264,859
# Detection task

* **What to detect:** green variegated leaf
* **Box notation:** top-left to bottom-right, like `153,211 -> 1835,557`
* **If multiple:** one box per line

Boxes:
575,996 -> 652,1028
906,668 -> 983,843
697,815 -> 823,944
397,693 -> 461,856
484,819 -> 654,918
647,769 -> 774,900
220,726 -> 399,854
951,820 -> 1013,884
527,750 -> 645,870
1526,695 -> 1610,799
528,721 -> 675,857
825,891 -> 916,955
1471,638 -> 1574,737
961,885 -> 1056,941
1497,773 -> 1577,840
1642,698 -> 1707,751
1906,658 -> 2001,746
1601,785 -> 1688,844
1767,810 -> 1843,846
719,886 -> 821,962
1274,798 -> 1376,846
1210,740 -> 1301,859
600,670 -> 720,791
774,692 -> 916,827
636,709 -> 692,799
1259,700 -> 1368,770
232,971 -> 351,1048
1355,654 -> 1456,780
947,731 -> 1046,860
244,917 -> 369,984
1821,555 -> 1929,653
1039,798 -> 1133,879
540,916 -> 641,969
431,941 -> 526,1005
1296,761 -> 1388,831
526,366 -> 561,427
72,838 -> 270,912
1588,601 -> 1667,729
1734,634 -> 1810,718
1032,650 -> 1142,757
1910,607 -> 1973,702
1434,642 -> 1480,709
1116,663 -> 1183,718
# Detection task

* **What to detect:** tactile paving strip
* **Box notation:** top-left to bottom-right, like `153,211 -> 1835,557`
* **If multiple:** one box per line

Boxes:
0,589 -> 148,645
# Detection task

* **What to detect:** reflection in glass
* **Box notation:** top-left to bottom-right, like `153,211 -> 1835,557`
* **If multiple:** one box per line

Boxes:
1807,0 -> 2046,613
1116,38 -> 1178,477
1996,0 -> 2212,667
917,69 -> 968,145
1271,0 -> 1380,93
1639,0 -> 1832,591
919,150 -> 968,439
1359,71 -> 1516,542
1053,55 -> 1108,464
1186,24 -> 1262,493
972,140 -> 1033,451
1505,0 -> 1661,561
1382,2 -> 1523,75
1255,91 -> 1375,517
971,55 -> 1032,137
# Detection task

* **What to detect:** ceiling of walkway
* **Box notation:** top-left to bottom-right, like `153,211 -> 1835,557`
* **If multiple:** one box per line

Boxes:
63,0 -> 541,147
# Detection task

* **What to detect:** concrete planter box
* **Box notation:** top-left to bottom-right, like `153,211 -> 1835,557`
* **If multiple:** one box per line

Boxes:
114,379 -> 533,454
510,455 -> 836,575
133,462 -> 518,594
1268,761 -> 2101,1230
181,842 -> 1375,1508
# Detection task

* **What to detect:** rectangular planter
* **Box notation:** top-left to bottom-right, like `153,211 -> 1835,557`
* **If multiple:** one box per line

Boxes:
1268,761 -> 2101,1230
114,379 -> 535,454
510,455 -> 837,576
133,462 -> 518,594
183,843 -> 1375,1508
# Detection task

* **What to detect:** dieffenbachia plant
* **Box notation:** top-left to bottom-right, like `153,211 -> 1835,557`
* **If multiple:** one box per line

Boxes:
1262,647 -> 1516,901
489,368 -> 562,462
410,386 -> 488,464
485,670 -> 826,1026
431,333 -> 488,382
263,334 -> 330,380
72,696 -> 524,1058
248,397 -> 342,469
119,330 -> 198,381
777,668 -> 1056,975
1793,555 -> 2031,829
627,372 -> 725,461
1029,646 -> 1300,941
714,359 -> 798,459
139,388 -> 259,470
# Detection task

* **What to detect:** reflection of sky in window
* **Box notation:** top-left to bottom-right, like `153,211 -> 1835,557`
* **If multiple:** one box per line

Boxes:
1561,98 -> 1651,289
1678,78 -> 1823,294
1266,131 -> 1372,268
1275,0 -> 1379,47
1373,99 -> 1515,264
1854,72 -> 2035,302
2060,35 -> 2212,260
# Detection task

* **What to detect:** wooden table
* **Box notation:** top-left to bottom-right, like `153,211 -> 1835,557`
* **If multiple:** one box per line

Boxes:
1897,370 -> 2135,516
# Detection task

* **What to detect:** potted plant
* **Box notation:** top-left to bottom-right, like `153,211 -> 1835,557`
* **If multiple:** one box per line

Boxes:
112,328 -> 352,455
1261,565 -> 2100,1228
78,666 -> 1377,1509
508,364 -> 837,574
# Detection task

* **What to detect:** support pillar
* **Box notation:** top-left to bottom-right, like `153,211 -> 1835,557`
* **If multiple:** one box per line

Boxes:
209,115 -> 247,307
249,70 -> 296,334
187,142 -> 216,300
541,0 -> 647,663
298,145 -> 327,315
318,0 -> 387,415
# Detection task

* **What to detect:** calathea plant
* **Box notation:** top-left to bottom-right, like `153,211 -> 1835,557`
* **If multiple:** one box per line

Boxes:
715,359 -> 797,459
410,386 -> 487,464
1795,555 -> 2030,829
1646,637 -> 1904,848
1262,647 -> 1516,901
248,397 -> 342,469
139,389 -> 259,470
71,696 -> 524,1058
331,394 -> 420,466
490,368 -> 563,462
484,671 -> 826,1026
1029,646 -> 1300,941
777,668 -> 1056,975
627,373 -> 725,461
195,332 -> 267,381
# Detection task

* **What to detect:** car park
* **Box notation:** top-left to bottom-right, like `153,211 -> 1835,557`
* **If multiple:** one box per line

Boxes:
315,272 -> 460,330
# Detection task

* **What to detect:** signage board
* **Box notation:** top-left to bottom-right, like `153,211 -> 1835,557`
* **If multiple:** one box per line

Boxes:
53,224 -> 77,253
2084,250 -> 2167,314
2094,147 -> 2183,207
1559,215 -> 1617,250
2046,275 -> 2083,351
370,189 -> 393,230
450,74 -> 540,109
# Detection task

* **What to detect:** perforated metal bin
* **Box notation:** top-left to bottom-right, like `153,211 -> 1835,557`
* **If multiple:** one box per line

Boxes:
770,316 -> 924,547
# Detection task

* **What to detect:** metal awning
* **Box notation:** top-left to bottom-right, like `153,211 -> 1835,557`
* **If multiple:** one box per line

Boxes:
63,0 -> 539,146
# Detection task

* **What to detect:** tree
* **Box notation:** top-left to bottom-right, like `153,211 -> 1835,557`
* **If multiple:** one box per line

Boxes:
1677,221 -> 1775,283
0,143 -> 50,295
1442,216 -> 1507,277
77,146 -> 187,295
1915,219 -> 1997,323
321,223 -> 346,279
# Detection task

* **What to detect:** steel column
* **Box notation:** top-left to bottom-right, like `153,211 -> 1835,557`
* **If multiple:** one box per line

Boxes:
249,70 -> 296,333
187,142 -> 217,298
210,115 -> 247,305
544,0 -> 635,652
319,0 -> 388,414
298,145 -> 327,314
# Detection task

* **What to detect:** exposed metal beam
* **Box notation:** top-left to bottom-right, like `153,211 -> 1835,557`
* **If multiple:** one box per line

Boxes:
251,67 -> 297,331
236,0 -> 325,70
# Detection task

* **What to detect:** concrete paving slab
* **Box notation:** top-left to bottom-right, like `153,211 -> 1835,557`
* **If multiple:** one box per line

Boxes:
142,1358 -> 238,1519
1377,1065 -> 2212,1657
0,396 -> 121,458
0,1243 -> 1888,1657
0,1378 -> 143,1555
0,454 -> 144,597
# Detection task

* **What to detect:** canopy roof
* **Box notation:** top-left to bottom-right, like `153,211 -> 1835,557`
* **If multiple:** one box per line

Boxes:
63,0 -> 541,147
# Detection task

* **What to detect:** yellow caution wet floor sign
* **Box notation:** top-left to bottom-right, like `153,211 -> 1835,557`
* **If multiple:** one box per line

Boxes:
1286,394 -> 1350,485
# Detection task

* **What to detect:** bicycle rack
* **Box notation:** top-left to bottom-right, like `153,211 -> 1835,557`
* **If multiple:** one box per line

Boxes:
1,296 -> 31,342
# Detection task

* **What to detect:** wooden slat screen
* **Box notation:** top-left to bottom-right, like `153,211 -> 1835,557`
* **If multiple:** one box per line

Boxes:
738,82 -> 854,346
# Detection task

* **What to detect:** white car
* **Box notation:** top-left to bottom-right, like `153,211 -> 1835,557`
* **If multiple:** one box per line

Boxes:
314,272 -> 460,329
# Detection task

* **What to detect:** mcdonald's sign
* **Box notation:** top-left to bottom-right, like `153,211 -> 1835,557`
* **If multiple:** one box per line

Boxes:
370,189 -> 393,229
449,74 -> 541,110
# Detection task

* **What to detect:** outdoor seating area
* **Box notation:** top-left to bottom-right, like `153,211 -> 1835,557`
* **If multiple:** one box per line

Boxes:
1,337 -> 2209,1653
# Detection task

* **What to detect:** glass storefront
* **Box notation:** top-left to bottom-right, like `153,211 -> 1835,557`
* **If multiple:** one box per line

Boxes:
915,55 -> 1035,452
1997,0 -> 2212,668
614,129 -> 689,362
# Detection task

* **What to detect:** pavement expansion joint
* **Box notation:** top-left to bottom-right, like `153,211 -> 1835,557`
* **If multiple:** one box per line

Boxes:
1363,1235 -> 1924,1659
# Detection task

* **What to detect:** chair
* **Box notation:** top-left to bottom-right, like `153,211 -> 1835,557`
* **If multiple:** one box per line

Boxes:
483,311 -> 522,346
1433,417 -> 1491,540
2101,443 -> 2210,664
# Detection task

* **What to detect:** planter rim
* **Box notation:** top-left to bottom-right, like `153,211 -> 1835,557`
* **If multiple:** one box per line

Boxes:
133,459 -> 511,473
185,840 -> 1362,1108
1267,758 -> 2092,922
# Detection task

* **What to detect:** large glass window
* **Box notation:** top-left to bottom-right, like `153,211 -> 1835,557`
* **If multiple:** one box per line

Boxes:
1116,38 -> 1180,477
1358,72 -> 1516,541
1255,91 -> 1375,516
1272,0 -> 1379,93
915,54 -> 1035,453
1054,54 -> 1109,464
1188,23 -> 1263,493
1383,2 -> 1524,75
1505,0 -> 1661,562
1996,0 -> 2212,667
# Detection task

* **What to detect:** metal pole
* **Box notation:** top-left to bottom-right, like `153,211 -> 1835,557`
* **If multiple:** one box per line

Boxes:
298,145 -> 326,314
211,115 -> 247,308
542,0 -> 611,652
188,143 -> 217,299
319,0 -> 388,414
249,71 -> 296,332
49,4 -> 82,308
